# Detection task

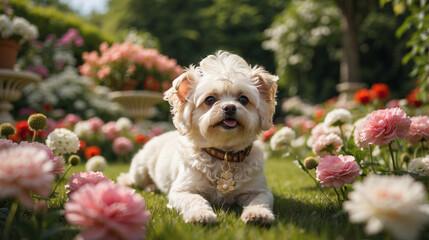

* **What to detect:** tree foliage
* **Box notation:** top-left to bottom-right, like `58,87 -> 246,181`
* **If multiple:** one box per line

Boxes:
264,0 -> 413,103
99,0 -> 285,70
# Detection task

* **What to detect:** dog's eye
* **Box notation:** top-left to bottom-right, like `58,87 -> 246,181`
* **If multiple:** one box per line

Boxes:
204,96 -> 216,106
238,96 -> 249,106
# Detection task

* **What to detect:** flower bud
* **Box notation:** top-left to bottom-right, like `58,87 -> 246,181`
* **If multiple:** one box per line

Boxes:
304,156 -> 319,170
68,155 -> 81,166
0,123 -> 15,138
401,153 -> 411,164
28,113 -> 47,131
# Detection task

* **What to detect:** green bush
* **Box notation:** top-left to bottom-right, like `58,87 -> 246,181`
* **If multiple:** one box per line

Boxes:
264,0 -> 413,103
9,0 -> 114,64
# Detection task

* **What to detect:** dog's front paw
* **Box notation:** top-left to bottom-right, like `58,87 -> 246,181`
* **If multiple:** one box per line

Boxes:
183,209 -> 218,224
241,206 -> 275,224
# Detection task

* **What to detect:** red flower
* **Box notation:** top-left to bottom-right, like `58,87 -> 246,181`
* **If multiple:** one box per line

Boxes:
406,87 -> 423,108
371,83 -> 390,100
84,146 -> 101,159
314,107 -> 325,122
261,126 -> 277,142
42,104 -> 52,114
78,140 -> 87,152
11,120 -> 33,142
143,76 -> 159,91
134,134 -> 150,145
354,89 -> 372,105
324,96 -> 338,106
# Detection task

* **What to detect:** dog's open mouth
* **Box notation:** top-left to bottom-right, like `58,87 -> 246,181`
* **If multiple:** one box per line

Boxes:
215,118 -> 239,129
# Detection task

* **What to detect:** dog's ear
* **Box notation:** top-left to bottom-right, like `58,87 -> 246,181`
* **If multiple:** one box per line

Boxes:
164,67 -> 199,135
251,66 -> 279,131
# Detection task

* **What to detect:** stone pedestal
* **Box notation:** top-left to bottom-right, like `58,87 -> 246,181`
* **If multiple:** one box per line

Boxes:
109,90 -> 164,125
336,81 -> 367,103
0,69 -> 41,124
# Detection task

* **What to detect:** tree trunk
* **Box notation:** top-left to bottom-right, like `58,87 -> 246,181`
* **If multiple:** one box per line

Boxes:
340,2 -> 360,84
334,0 -> 368,102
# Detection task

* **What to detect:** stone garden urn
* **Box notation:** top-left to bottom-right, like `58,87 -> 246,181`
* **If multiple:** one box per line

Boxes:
109,90 -> 164,125
0,69 -> 41,124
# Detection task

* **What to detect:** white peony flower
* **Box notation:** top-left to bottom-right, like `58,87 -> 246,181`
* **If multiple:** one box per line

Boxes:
116,117 -> 133,132
46,128 -> 80,155
408,156 -> 429,176
86,155 -> 107,172
270,126 -> 296,150
73,121 -> 92,139
324,108 -> 352,129
343,175 -> 429,240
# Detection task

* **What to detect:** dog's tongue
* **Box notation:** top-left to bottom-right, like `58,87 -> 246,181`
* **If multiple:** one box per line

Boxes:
223,119 -> 237,128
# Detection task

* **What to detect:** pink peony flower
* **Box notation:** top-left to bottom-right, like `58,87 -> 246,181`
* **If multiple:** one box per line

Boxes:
353,118 -> 369,150
19,141 -> 65,175
307,123 -> 341,147
312,133 -> 343,157
316,155 -> 360,188
64,182 -> 150,240
360,107 -> 411,146
0,139 -> 17,150
87,117 -> 105,131
102,121 -> 120,140
113,137 -> 134,155
65,171 -> 113,198
0,146 -> 54,207
63,113 -> 82,128
405,116 -> 429,145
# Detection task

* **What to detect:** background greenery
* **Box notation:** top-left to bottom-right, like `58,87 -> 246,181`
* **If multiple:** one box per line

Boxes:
4,0 -> 425,104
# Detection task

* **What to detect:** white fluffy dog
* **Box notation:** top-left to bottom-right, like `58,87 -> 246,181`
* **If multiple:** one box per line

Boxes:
118,51 -> 278,224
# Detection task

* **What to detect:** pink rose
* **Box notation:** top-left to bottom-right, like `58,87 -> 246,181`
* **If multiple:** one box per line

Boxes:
405,116 -> 429,145
360,107 -> 411,146
64,182 -> 150,240
316,155 -> 360,188
65,171 -> 113,198
0,146 -> 54,207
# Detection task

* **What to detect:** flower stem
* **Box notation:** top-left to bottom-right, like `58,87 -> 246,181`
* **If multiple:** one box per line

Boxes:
421,140 -> 427,157
333,188 -> 342,209
339,126 -> 347,152
388,142 -> 396,171
295,158 -> 334,206
49,164 -> 73,198
3,199 -> 19,240
32,130 -> 38,143
368,145 -> 376,173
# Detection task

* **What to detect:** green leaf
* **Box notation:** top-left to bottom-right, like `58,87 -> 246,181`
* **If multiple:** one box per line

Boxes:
43,210 -> 64,228
41,226 -> 66,240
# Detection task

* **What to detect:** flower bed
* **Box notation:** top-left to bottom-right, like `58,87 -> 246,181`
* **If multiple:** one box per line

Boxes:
79,41 -> 184,92
265,83 -> 429,240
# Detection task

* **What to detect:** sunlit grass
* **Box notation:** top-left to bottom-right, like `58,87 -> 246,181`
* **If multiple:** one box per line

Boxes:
49,156 -> 428,240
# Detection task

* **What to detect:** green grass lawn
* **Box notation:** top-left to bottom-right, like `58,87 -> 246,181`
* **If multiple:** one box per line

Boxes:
53,156 -> 420,240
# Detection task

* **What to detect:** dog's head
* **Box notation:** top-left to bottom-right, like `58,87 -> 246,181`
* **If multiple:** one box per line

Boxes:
164,51 -> 278,151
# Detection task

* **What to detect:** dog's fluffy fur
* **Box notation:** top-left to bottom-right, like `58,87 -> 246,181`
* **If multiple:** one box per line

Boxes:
118,51 -> 278,224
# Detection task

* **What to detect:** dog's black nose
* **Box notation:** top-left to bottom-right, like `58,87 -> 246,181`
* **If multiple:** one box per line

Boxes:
222,104 -> 236,116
